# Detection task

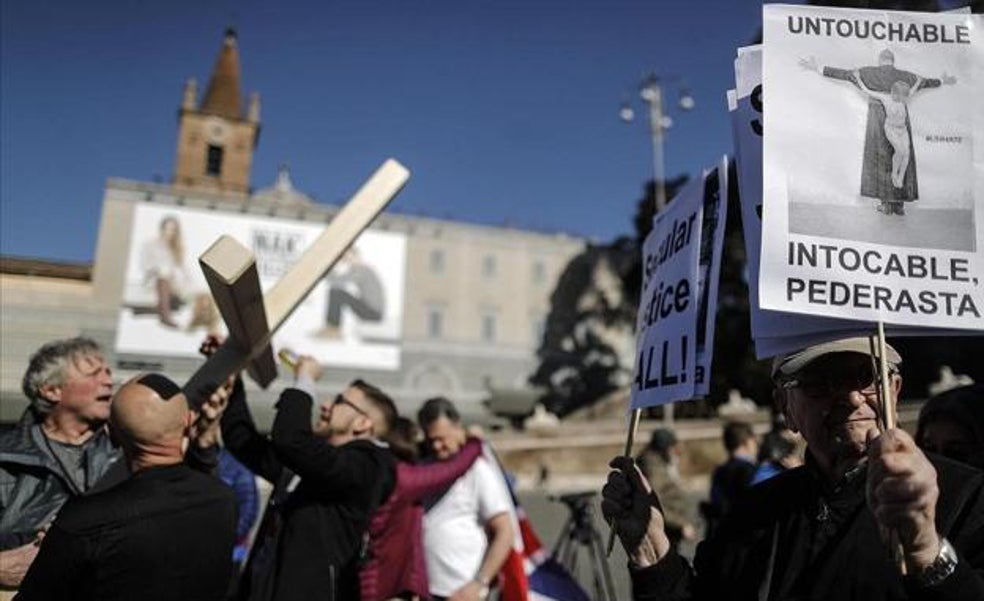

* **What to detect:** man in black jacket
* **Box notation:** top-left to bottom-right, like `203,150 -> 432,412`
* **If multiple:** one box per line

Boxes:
15,373 -> 237,601
603,337 -> 984,600
222,354 -> 397,601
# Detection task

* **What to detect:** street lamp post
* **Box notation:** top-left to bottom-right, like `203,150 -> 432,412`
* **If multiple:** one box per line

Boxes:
621,73 -> 695,213
620,73 -> 694,426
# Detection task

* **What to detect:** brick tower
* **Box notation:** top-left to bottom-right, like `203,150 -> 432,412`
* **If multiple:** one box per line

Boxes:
173,29 -> 260,197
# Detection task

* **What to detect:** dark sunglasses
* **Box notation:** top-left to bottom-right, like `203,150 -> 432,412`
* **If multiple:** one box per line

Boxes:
781,360 -> 895,399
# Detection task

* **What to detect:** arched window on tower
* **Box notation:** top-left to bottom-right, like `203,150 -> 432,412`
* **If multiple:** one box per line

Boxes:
206,145 -> 224,176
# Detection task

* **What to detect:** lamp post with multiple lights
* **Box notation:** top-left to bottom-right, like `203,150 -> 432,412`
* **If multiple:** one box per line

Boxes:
619,73 -> 694,426
620,73 -> 694,213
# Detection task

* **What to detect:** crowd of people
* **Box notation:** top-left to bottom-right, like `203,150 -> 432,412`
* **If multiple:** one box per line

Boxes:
1,334 -> 982,600
0,336 -> 516,601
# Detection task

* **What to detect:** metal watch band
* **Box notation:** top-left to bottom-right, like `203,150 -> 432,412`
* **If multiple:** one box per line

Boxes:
916,537 -> 958,588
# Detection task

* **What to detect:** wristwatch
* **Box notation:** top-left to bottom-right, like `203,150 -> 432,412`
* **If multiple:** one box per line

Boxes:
914,537 -> 958,587
473,576 -> 491,600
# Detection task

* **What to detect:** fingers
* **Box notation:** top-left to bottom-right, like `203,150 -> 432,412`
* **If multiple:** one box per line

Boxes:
198,335 -> 224,357
870,428 -> 916,454
201,386 -> 231,421
603,468 -> 632,498
602,456 -> 657,525
601,470 -> 633,523
866,428 -> 939,559
609,455 -> 653,494
867,430 -> 928,483
295,355 -> 324,381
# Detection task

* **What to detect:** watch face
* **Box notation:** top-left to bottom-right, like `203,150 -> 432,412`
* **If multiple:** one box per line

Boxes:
918,538 -> 958,587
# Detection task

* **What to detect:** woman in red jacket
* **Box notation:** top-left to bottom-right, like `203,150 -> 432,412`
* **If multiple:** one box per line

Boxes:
360,418 -> 483,601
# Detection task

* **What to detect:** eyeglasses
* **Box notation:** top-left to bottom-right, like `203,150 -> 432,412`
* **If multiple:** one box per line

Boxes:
780,363 -> 896,399
334,394 -> 369,418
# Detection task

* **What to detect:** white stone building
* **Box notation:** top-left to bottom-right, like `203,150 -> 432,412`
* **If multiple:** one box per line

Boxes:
0,30 -> 585,428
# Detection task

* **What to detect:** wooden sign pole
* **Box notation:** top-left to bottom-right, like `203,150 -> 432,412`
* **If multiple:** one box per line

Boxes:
606,407 -> 643,555
872,322 -> 906,575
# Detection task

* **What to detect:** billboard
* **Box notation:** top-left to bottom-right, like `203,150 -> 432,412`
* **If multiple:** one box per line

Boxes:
115,203 -> 406,370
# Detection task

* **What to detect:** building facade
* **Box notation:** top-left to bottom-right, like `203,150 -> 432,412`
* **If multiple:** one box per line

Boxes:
0,30 -> 585,428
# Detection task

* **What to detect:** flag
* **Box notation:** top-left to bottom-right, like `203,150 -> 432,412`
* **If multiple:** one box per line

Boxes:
484,445 -> 591,601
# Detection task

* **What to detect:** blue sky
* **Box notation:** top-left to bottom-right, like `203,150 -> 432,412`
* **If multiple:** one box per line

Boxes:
1,0 -> 764,262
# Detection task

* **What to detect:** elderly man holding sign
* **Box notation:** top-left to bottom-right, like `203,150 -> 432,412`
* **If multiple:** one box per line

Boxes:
603,337 -> 984,600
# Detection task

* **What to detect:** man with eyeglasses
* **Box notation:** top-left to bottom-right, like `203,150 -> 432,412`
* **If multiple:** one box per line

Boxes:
219,354 -> 397,601
603,337 -> 984,600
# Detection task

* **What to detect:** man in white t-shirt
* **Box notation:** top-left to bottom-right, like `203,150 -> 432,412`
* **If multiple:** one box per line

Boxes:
419,397 -> 515,601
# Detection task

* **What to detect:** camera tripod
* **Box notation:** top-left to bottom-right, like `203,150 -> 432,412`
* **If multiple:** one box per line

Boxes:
550,491 -> 617,601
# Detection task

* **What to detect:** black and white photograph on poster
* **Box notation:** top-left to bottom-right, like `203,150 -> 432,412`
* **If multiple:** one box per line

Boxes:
317,246 -> 385,340
732,41 -> 980,352
631,176 -> 702,410
769,7 -> 977,250
761,5 -> 984,331
694,161 -> 729,396
116,203 -> 407,369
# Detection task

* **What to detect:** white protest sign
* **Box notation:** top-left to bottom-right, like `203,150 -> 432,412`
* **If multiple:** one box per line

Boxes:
760,5 -> 984,331
694,159 -> 729,396
733,43 -> 978,358
631,176 -> 702,409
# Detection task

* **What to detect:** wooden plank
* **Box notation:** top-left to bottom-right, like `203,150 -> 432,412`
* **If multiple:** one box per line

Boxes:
182,159 -> 409,405
264,159 -> 410,328
198,236 -> 278,388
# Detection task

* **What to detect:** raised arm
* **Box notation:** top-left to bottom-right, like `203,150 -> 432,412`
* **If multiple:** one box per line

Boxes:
907,76 -> 928,98
398,438 -> 483,502
270,388 -> 391,496
220,377 -> 283,484
853,70 -> 871,94
821,65 -> 861,87
913,72 -> 954,94
602,456 -> 696,600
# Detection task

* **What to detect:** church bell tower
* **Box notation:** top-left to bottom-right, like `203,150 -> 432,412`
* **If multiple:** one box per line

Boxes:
173,29 -> 260,196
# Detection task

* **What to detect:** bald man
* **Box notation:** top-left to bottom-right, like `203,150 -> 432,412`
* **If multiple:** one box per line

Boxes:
15,374 -> 237,601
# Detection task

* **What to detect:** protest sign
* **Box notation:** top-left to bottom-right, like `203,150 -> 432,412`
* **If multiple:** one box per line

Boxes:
733,42 -> 979,357
760,5 -> 984,331
694,159 -> 729,396
631,175 -> 702,409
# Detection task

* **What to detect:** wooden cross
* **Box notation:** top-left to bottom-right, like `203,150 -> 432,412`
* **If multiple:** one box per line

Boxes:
181,159 -> 410,405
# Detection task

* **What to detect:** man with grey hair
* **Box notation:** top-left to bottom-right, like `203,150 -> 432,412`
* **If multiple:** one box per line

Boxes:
604,337 -> 984,600
0,337 -> 120,589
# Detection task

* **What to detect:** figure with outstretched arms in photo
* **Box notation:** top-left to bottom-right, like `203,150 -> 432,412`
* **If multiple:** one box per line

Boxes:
799,50 -> 955,216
